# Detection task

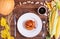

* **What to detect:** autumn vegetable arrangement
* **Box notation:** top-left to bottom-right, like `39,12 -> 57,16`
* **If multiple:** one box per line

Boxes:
0,0 -> 60,39
0,0 -> 15,39
46,0 -> 60,39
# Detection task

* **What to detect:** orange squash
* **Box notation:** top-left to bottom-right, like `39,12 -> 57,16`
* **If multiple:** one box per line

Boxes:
0,0 -> 15,15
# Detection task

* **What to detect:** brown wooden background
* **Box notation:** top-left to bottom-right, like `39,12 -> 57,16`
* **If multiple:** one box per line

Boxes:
0,0 -> 55,39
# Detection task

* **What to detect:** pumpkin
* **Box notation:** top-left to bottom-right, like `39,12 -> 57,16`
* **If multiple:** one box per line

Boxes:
0,0 -> 15,15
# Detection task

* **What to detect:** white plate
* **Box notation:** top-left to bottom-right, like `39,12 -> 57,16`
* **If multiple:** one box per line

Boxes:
17,13 -> 42,37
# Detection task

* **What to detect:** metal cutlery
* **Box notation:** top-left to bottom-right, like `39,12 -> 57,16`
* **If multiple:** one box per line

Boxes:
14,14 -> 16,37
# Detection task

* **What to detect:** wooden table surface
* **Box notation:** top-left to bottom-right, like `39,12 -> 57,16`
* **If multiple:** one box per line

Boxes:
0,0 -> 56,39
14,0 -> 49,39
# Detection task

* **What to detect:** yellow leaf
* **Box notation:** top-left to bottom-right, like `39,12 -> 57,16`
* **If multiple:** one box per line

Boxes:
1,17 -> 7,26
1,30 -> 7,39
5,24 -> 10,31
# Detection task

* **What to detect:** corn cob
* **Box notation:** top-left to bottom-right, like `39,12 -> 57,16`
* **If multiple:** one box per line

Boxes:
55,16 -> 60,39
